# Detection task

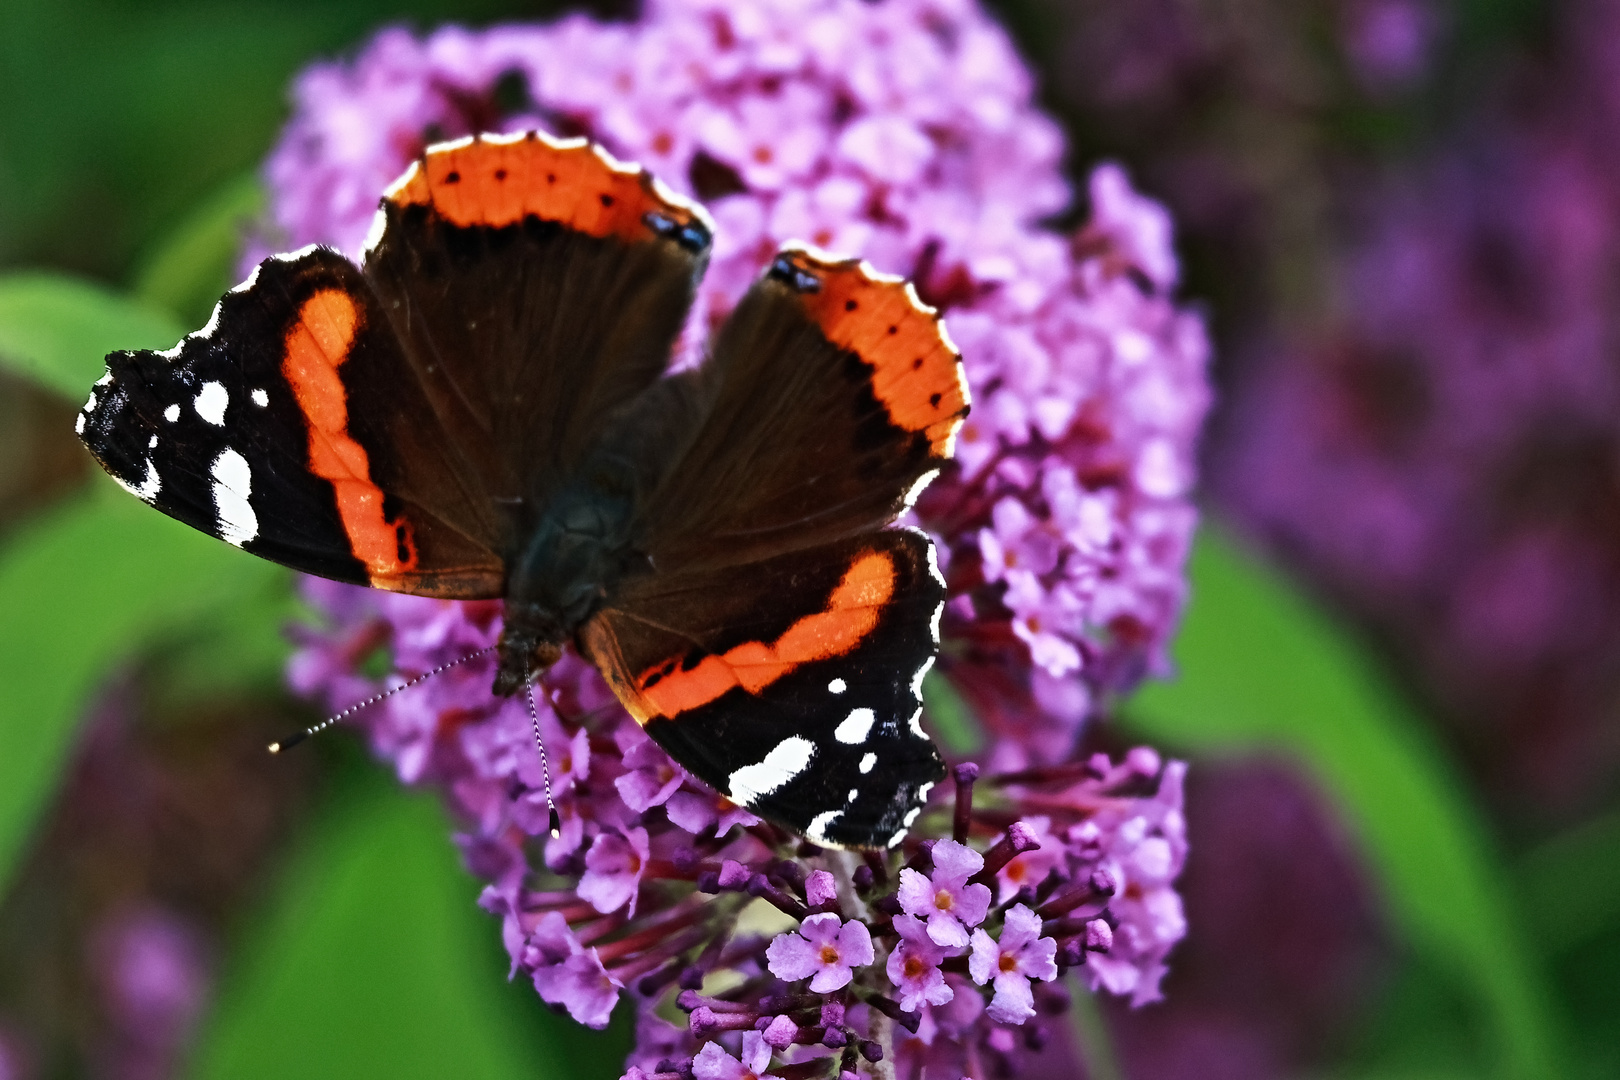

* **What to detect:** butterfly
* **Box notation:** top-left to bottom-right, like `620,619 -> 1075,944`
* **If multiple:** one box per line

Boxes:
76,130 -> 969,849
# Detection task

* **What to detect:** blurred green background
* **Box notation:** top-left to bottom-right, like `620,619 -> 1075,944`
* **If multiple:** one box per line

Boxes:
0,0 -> 1615,1078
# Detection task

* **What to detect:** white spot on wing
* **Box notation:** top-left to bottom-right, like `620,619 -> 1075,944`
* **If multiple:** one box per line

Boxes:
834,707 -> 875,745
806,809 -> 842,844
930,601 -> 944,645
148,435 -> 158,449
115,458 -> 161,502
251,388 -> 269,407
904,807 -> 921,827
194,382 -> 229,425
95,372 -> 113,387
920,533 -> 945,587
75,412 -> 85,434
727,736 -> 815,806
847,788 -> 859,803
84,390 -> 97,412
859,753 -> 877,774
908,706 -> 926,739
163,404 -> 180,423
210,448 -> 257,546
888,829 -> 908,848
828,678 -> 847,695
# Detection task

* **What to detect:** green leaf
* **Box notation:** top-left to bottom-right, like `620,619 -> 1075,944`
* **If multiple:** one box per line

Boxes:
188,770 -> 626,1080
1125,524 -> 1568,1080
132,172 -> 264,325
1518,808 -> 1620,954
0,272 -> 183,401
924,668 -> 986,755
0,484 -> 286,891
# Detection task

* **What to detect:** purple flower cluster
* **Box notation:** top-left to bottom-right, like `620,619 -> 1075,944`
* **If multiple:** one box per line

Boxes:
262,0 -> 1211,741
291,587 -> 1186,1074
269,0 -> 1207,1073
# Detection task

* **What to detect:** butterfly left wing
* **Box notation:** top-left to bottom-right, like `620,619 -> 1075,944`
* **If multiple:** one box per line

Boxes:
581,529 -> 946,849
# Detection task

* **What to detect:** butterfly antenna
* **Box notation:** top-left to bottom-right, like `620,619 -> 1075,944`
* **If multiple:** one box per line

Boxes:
525,674 -> 562,839
268,645 -> 497,753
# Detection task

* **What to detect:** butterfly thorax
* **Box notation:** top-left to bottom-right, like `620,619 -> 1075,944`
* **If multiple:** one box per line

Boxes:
493,477 -> 640,697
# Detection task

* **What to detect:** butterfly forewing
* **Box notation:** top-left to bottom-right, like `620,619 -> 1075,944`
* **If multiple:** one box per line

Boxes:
78,247 -> 506,594
367,133 -> 714,505
635,247 -> 969,576
80,132 -> 714,599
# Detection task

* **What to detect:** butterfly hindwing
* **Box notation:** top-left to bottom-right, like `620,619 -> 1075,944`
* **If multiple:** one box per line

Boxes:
582,529 -> 946,848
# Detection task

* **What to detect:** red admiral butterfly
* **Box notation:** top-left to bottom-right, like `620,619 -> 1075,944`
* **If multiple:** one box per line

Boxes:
76,131 -> 969,849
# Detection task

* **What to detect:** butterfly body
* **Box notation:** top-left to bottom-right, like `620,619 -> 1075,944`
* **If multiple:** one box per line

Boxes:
78,131 -> 968,849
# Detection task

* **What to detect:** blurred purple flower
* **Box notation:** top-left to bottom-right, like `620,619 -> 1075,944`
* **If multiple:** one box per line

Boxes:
579,827 -> 652,917
1214,0 -> 1620,807
1341,0 -> 1440,93
0,1030 -> 23,1080
88,906 -> 210,1080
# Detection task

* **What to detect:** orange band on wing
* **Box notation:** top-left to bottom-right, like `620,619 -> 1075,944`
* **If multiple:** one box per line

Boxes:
635,550 -> 897,720
281,288 -> 418,582
387,132 -> 708,244
783,250 -> 969,456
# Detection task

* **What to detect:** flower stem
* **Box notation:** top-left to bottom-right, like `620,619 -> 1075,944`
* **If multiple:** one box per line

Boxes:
1065,973 -> 1124,1080
867,1011 -> 896,1080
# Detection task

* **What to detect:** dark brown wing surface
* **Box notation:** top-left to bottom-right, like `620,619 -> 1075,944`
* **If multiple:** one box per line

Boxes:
633,247 -> 969,576
367,132 -> 713,515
